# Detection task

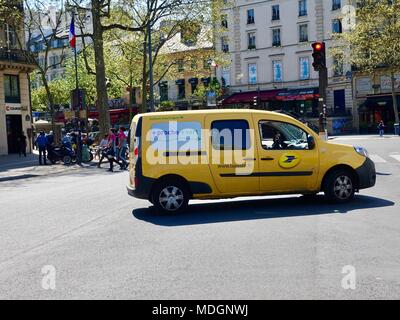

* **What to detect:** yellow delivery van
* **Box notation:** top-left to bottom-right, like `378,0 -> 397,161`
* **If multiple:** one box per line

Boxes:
127,109 -> 376,214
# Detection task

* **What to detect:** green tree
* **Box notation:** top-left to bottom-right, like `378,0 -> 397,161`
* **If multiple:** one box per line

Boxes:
31,79 -> 70,111
335,0 -> 400,124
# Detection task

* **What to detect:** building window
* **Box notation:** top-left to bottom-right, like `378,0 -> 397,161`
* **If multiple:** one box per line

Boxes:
4,74 -> 20,103
221,15 -> 228,28
222,69 -> 231,87
248,63 -> 257,85
177,59 -> 184,72
177,82 -> 185,99
273,60 -> 283,82
247,9 -> 255,24
333,89 -> 346,115
159,82 -> 168,102
299,0 -> 307,16
190,82 -> 197,94
332,19 -> 342,33
5,24 -> 18,49
38,57 -> 45,68
332,0 -> 341,10
191,60 -> 197,70
272,28 -> 281,47
49,55 -> 60,69
333,55 -> 344,76
211,120 -> 251,150
221,37 -> 229,53
272,5 -> 280,21
299,24 -> 308,42
248,32 -> 256,50
299,57 -> 310,80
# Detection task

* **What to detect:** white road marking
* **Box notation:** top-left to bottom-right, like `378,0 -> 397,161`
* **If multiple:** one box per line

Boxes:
369,155 -> 387,163
389,155 -> 400,162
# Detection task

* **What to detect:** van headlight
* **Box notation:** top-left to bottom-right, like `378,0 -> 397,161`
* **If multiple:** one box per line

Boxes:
354,146 -> 369,158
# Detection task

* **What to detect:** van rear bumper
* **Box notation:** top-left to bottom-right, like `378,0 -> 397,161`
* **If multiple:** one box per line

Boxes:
127,175 -> 155,200
356,157 -> 376,190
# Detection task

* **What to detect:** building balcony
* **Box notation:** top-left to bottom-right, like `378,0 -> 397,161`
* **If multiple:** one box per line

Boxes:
0,48 -> 36,72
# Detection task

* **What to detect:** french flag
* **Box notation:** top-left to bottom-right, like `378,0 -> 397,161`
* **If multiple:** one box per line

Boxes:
69,17 -> 76,48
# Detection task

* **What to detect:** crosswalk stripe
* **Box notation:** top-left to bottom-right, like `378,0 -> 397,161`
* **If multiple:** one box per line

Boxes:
369,155 -> 387,163
389,155 -> 400,162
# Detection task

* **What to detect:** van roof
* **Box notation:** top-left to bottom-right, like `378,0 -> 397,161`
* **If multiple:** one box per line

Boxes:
138,109 -> 295,121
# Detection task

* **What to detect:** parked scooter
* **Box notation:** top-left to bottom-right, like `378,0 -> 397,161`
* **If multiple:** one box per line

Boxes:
47,144 -> 76,165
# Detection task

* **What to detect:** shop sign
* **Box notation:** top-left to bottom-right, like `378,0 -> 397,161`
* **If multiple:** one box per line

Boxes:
380,75 -> 400,91
355,77 -> 372,95
5,104 -> 22,114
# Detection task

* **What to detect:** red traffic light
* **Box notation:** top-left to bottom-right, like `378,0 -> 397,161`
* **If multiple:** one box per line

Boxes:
312,42 -> 324,51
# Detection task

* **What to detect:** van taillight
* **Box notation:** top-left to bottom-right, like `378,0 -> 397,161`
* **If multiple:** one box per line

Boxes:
133,145 -> 139,163
134,176 -> 139,187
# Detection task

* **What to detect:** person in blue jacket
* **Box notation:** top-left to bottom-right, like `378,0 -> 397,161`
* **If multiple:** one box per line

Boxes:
36,131 -> 47,165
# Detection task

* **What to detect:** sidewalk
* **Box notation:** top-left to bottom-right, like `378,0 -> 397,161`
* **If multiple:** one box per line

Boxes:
0,150 -> 97,182
329,134 -> 400,140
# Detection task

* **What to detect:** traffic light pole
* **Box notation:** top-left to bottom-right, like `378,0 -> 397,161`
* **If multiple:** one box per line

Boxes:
318,66 -> 328,136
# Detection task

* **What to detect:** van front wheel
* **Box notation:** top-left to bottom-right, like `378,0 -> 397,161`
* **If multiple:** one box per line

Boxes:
151,180 -> 189,214
324,169 -> 355,203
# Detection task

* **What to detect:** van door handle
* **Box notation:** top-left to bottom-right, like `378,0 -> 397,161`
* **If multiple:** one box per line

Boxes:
261,157 -> 274,161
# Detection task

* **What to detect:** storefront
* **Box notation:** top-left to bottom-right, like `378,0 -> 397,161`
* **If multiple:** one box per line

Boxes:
358,95 -> 399,134
354,72 -> 400,133
221,87 -> 320,117
1,102 -> 32,154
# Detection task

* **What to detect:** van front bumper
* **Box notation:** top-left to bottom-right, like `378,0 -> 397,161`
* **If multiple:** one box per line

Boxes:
356,157 -> 376,190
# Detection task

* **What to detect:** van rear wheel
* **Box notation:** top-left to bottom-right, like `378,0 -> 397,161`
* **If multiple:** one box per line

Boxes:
151,179 -> 189,214
324,169 -> 355,203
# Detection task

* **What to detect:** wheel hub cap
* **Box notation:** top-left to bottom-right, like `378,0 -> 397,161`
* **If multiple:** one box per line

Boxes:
159,186 -> 184,211
334,175 -> 353,199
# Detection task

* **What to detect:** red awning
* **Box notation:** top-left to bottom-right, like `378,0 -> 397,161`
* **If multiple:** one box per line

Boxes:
275,88 -> 320,101
222,89 -> 283,105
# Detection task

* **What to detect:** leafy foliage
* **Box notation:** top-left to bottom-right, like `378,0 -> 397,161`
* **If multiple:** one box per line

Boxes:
334,0 -> 400,122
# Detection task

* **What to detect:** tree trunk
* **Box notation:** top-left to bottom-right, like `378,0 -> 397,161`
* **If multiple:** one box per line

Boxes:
42,74 -> 55,133
391,71 -> 400,124
129,77 -> 133,122
140,32 -> 148,113
92,0 -> 110,137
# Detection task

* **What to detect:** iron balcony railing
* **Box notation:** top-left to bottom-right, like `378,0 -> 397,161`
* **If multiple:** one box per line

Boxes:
0,48 -> 37,65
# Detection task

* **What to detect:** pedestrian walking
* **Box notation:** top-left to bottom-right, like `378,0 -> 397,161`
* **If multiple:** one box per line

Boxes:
36,131 -> 47,165
106,129 -> 119,172
117,127 -> 128,170
96,134 -> 108,162
18,132 -> 27,157
378,120 -> 385,137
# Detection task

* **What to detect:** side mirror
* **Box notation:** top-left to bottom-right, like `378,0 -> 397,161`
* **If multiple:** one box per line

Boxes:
307,135 -> 316,150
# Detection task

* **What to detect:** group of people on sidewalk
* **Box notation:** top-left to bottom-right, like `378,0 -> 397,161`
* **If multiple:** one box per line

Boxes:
96,127 -> 129,172
35,131 -> 54,165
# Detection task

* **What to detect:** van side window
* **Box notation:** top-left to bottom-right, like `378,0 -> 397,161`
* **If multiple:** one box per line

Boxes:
259,121 -> 310,150
211,120 -> 251,150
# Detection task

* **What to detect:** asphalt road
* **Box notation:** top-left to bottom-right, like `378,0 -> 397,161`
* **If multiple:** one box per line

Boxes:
0,135 -> 399,299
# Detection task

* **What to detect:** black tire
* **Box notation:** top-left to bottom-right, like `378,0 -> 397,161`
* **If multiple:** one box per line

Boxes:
324,169 -> 355,203
63,155 -> 72,165
151,179 -> 190,214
